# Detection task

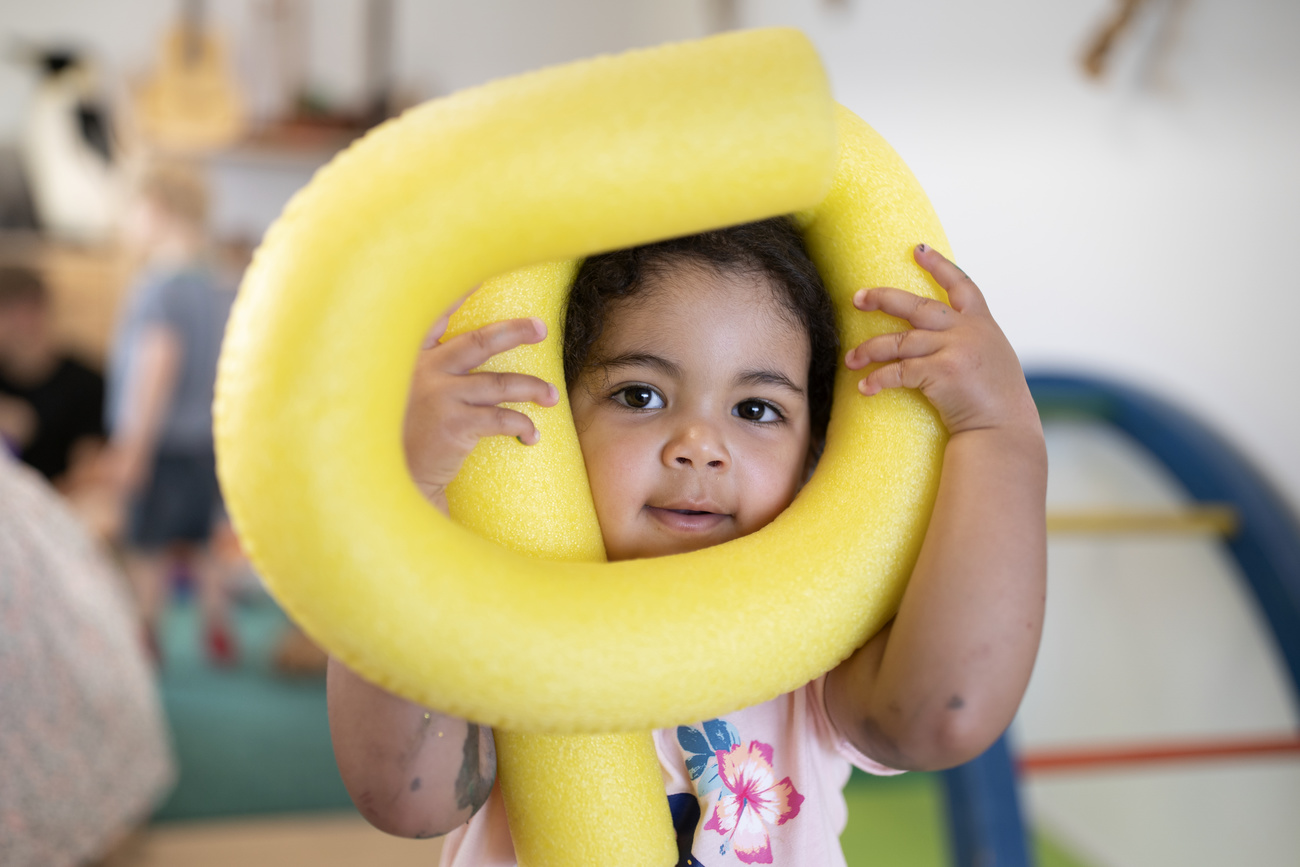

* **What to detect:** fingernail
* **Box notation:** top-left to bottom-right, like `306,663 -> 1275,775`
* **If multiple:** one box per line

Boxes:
548,384 -> 559,403
916,243 -> 930,253
530,317 -> 546,336
853,289 -> 867,307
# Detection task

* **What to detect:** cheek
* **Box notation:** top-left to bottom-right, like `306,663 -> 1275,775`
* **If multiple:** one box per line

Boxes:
738,438 -> 807,522
578,425 -> 654,516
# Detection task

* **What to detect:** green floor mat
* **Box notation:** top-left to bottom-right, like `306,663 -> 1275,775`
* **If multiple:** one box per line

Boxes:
841,770 -> 1093,867
842,772 -> 950,865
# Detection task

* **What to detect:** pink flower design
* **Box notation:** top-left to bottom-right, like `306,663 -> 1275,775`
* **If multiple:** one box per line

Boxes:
702,740 -> 803,864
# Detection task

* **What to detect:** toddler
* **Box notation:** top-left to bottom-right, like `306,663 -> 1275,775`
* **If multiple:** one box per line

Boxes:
107,159 -> 239,664
328,217 -> 1046,865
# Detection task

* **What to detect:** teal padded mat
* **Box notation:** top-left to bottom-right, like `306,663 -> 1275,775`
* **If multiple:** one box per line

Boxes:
152,594 -> 352,821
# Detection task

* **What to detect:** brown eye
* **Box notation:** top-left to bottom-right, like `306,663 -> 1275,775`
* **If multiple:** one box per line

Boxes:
613,385 -> 664,410
734,400 -> 781,422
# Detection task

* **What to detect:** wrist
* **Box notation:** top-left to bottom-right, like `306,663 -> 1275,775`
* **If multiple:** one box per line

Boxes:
947,416 -> 1046,474
948,386 -> 1042,444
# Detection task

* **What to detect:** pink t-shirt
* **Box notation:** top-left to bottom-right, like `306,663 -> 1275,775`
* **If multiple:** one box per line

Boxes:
437,676 -> 901,867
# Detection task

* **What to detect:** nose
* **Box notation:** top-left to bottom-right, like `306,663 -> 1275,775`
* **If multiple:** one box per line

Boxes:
662,418 -> 730,471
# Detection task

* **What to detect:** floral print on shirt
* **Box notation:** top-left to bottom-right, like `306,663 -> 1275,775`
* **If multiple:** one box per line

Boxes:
678,720 -> 804,864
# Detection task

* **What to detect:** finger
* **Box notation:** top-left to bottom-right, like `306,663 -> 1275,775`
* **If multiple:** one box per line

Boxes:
421,286 -> 480,349
844,327 -> 944,370
453,404 -> 543,445
853,286 -> 956,331
857,355 -> 934,397
912,244 -> 986,314
436,317 -> 548,373
453,372 -> 559,408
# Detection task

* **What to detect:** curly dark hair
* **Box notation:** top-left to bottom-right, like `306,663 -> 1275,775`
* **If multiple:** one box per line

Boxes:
562,216 -> 838,444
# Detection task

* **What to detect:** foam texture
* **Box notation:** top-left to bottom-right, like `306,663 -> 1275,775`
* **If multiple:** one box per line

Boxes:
215,28 -> 949,867
495,730 -> 668,864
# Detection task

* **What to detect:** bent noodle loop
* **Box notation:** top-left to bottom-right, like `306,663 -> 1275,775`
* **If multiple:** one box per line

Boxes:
215,27 -> 950,866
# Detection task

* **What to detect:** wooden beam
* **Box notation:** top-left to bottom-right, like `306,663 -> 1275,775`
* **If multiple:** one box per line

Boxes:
1047,504 -> 1238,536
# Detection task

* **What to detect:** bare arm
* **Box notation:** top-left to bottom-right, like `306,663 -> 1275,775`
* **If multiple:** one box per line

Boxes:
327,659 -> 497,837
826,245 -> 1047,771
107,325 -> 182,494
327,305 -> 557,836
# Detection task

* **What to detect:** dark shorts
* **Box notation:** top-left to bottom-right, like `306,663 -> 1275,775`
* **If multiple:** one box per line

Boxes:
127,450 -> 224,550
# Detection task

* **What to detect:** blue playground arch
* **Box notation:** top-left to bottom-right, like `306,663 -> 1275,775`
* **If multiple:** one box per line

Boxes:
939,372 -> 1300,867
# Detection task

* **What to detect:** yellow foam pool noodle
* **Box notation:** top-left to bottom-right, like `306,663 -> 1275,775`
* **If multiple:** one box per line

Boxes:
215,27 -> 950,867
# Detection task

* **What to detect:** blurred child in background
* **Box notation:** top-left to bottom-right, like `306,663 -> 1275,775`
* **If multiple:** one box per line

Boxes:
106,158 -> 239,665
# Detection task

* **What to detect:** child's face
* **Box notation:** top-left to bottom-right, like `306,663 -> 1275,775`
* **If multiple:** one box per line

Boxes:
570,263 -> 813,562
120,195 -> 166,253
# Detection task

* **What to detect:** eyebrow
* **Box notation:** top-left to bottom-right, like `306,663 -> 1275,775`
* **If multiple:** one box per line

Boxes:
592,352 -> 683,379
736,369 -> 805,397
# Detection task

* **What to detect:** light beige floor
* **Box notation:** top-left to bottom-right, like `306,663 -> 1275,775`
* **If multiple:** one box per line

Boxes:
109,813 -> 443,867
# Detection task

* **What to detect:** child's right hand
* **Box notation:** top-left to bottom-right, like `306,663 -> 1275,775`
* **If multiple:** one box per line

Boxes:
404,299 -> 559,512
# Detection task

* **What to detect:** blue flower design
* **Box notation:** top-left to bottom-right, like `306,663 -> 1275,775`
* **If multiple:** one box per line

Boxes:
677,718 -> 740,796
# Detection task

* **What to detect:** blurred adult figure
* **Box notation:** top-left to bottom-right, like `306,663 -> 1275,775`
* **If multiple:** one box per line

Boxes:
106,158 -> 238,665
0,265 -> 106,484
0,452 -> 175,867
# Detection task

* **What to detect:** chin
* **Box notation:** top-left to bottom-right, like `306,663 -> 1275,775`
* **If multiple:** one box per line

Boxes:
619,532 -> 732,562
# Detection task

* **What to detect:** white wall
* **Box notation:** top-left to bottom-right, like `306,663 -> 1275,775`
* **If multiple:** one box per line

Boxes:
738,0 -> 1300,512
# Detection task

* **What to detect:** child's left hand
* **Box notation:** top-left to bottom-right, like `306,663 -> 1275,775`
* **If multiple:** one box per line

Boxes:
844,244 -> 1038,437
829,244 -> 1046,772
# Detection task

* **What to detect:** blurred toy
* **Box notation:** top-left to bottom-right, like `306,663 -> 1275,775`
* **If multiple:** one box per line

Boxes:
133,0 -> 245,151
16,48 -> 119,242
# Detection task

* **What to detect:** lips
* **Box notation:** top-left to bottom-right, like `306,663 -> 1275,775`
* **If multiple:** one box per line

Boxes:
644,501 -> 731,533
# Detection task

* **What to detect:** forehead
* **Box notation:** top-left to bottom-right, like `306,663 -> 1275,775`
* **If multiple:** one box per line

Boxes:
592,261 -> 811,373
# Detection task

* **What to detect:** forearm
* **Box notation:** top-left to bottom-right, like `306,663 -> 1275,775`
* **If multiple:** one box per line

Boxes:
327,657 -> 496,837
831,416 -> 1047,770
111,328 -> 181,486
331,310 -> 545,834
